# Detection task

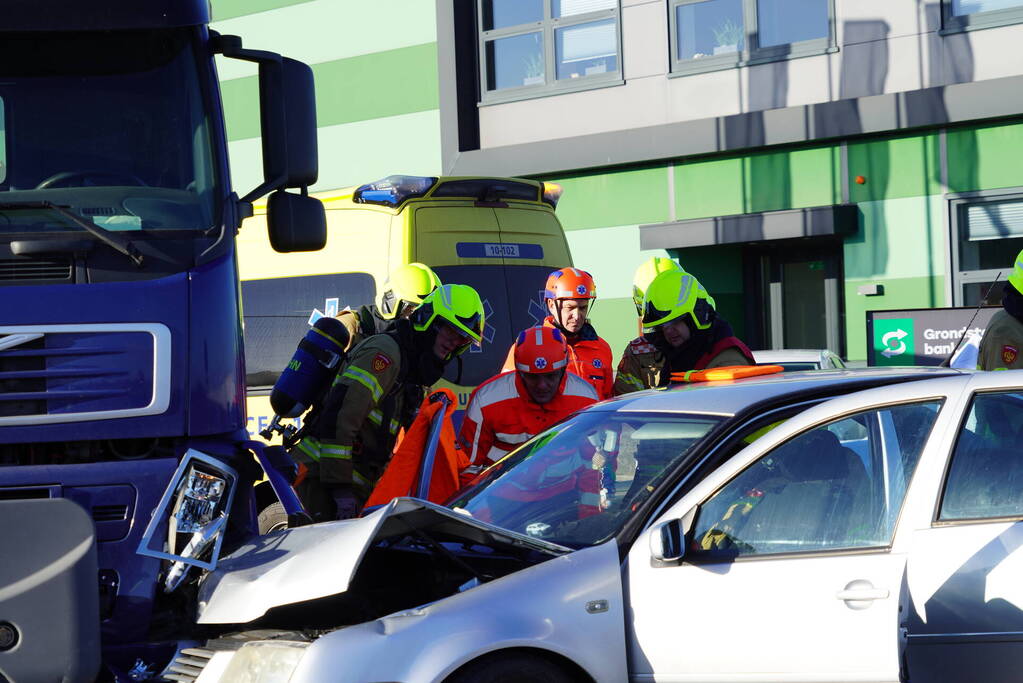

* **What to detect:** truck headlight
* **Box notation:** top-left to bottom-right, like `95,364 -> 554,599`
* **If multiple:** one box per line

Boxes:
175,470 -> 227,533
137,449 -> 239,580
217,641 -> 308,683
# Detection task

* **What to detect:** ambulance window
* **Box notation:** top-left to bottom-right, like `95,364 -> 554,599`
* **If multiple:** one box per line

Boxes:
241,272 -> 375,387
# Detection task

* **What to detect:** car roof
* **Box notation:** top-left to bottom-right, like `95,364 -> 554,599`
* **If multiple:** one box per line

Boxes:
752,349 -> 833,362
590,367 -> 965,417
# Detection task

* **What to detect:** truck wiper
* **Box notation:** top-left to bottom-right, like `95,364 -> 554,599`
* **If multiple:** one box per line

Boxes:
0,200 -> 144,267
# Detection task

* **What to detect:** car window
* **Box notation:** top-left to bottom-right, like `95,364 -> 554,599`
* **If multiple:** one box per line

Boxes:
690,401 -> 942,558
450,411 -> 724,547
939,391 -> 1023,521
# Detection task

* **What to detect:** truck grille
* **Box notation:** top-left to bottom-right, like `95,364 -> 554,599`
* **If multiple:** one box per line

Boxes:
0,257 -> 72,282
162,647 -> 215,683
0,324 -> 170,425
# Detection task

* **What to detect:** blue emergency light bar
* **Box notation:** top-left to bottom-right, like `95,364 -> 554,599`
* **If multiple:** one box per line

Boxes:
353,175 -> 564,209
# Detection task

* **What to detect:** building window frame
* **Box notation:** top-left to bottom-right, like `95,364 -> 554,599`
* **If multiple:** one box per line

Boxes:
668,0 -> 837,77
477,0 -> 623,106
948,188 -> 1023,306
940,1 -> 1023,35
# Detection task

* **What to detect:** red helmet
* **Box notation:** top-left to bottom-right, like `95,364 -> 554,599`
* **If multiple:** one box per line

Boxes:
544,267 -> 596,301
513,326 -> 568,374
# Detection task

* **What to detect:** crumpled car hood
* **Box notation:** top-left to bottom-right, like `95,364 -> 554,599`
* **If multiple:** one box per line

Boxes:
196,497 -> 569,624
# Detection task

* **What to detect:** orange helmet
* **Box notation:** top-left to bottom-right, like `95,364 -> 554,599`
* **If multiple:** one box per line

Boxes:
513,326 -> 568,374
544,267 -> 596,301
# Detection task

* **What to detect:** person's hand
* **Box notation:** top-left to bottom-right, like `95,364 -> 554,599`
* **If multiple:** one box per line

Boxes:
330,486 -> 360,520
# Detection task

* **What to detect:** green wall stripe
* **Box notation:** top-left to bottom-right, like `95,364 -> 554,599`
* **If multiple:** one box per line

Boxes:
844,195 -> 946,281
847,133 -> 941,202
546,167 -> 670,231
211,0 -> 313,22
844,275 -> 945,362
947,121 -> 1023,193
220,43 -> 440,142
227,109 -> 442,195
675,145 -> 841,220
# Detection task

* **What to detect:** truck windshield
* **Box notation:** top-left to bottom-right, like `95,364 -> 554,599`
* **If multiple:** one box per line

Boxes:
0,28 -> 217,233
448,411 -> 724,548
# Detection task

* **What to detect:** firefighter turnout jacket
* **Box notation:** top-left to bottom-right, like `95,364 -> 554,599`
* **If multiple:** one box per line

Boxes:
502,317 -> 614,400
978,308 -> 1023,370
615,325 -> 754,395
336,304 -> 389,353
292,332 -> 415,496
459,370 -> 598,485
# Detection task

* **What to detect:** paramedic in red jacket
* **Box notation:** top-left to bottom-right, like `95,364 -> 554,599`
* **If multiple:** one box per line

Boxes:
502,267 -> 614,399
460,325 -> 598,485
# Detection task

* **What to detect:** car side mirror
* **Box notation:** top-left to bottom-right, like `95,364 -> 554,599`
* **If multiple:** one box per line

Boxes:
649,505 -> 698,566
266,190 -> 326,252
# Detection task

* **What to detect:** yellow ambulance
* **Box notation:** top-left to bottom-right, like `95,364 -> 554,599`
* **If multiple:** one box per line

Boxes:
237,175 -> 574,443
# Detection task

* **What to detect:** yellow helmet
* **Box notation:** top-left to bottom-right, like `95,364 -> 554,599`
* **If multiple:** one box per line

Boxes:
378,263 -> 441,319
410,284 -> 485,356
1009,249 -> 1023,296
641,270 -> 716,331
632,257 -> 683,316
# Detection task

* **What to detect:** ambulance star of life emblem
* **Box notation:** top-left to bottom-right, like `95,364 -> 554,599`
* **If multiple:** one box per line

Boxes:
1002,344 -> 1018,366
576,284 -> 588,296
534,357 -> 548,370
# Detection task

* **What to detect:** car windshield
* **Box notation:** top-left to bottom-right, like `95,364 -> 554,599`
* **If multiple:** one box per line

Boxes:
448,410 -> 724,548
0,28 -> 217,233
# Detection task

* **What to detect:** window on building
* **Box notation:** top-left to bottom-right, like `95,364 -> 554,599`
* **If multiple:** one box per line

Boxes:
943,0 -> 1023,33
669,0 -> 835,75
951,193 -> 1023,306
478,0 -> 622,103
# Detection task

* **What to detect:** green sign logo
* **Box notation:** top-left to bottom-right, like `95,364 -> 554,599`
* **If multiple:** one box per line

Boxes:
874,318 -> 914,365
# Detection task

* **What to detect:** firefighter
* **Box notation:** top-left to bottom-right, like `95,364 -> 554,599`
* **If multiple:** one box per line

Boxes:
292,283 -> 485,519
977,248 -> 1023,370
616,267 -> 753,394
502,267 -> 614,399
461,325 -> 599,484
337,262 -> 441,352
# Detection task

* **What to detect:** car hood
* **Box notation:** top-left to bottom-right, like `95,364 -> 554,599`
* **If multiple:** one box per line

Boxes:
196,497 -> 570,624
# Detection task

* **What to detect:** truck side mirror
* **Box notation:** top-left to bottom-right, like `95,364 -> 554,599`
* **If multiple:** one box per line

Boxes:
258,57 -> 318,190
267,190 -> 326,252
213,34 -> 324,223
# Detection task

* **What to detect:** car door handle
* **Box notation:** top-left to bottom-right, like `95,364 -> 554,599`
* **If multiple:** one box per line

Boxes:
835,587 -> 889,601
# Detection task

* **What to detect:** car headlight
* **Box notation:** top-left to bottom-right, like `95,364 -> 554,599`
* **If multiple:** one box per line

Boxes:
216,641 -> 308,683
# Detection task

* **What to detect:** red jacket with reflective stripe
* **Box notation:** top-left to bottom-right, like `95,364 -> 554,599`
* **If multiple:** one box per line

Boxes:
458,369 -> 598,485
502,317 -> 614,400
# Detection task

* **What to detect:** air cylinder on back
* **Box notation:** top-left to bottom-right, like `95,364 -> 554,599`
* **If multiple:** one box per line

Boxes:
269,316 -> 350,418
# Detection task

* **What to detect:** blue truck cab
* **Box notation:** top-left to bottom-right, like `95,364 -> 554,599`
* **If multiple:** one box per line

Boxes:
0,1 -> 325,679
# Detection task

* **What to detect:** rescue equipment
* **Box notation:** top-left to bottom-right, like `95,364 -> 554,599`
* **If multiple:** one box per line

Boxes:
670,364 -> 784,383
260,316 -> 350,442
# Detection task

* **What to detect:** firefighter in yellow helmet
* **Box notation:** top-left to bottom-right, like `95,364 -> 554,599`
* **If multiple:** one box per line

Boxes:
615,265 -> 752,394
336,262 -> 441,352
615,258 -> 719,394
977,249 -> 1023,370
292,284 -> 484,519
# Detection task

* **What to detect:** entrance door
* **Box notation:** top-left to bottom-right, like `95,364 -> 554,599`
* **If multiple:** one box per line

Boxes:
746,240 -> 844,355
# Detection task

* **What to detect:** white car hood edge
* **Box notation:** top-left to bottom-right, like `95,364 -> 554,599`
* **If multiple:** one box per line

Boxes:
195,497 -> 569,624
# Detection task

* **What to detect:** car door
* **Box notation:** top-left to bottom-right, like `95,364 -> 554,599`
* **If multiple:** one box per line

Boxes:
903,371 -> 1023,683
625,383 -> 955,682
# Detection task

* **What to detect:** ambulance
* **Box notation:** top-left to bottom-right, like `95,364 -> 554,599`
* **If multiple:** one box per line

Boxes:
237,175 -> 574,443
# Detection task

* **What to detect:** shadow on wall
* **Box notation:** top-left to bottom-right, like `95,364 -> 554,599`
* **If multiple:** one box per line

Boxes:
841,20 -> 891,280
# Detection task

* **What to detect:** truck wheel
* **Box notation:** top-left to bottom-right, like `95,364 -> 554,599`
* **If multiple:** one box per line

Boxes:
446,652 -> 582,683
257,502 -> 289,534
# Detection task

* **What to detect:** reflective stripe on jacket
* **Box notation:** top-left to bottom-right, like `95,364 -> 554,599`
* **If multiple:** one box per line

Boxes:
458,370 -> 598,485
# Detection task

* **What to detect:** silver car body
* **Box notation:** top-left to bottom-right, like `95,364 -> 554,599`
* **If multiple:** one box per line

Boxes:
193,368 -> 1023,682
753,348 -> 846,370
